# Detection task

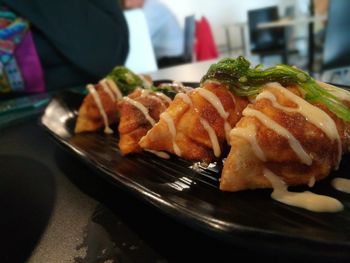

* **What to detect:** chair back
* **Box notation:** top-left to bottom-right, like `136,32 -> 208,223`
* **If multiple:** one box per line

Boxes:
183,15 -> 196,62
195,16 -> 218,61
247,6 -> 286,52
322,0 -> 350,71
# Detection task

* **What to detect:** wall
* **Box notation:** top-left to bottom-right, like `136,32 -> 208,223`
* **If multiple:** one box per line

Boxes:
159,0 -> 310,55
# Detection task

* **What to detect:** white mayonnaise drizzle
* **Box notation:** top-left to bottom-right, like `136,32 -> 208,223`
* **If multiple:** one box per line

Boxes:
229,92 -> 236,104
161,112 -> 181,156
123,97 -> 156,126
175,87 -> 236,156
256,82 -> 341,167
264,169 -> 343,213
155,92 -> 172,104
176,91 -> 222,157
104,78 -> 123,100
197,88 -> 229,118
230,125 -> 266,161
243,107 -> 312,165
177,92 -> 218,157
139,74 -> 152,89
140,88 -> 150,97
200,118 -> 221,157
140,89 -> 167,109
317,80 -> 350,102
99,80 -> 116,101
331,177 -> 350,193
144,149 -> 170,159
86,84 -> 113,134
158,87 -> 235,158
197,88 -> 232,142
176,93 -> 192,106
308,176 -> 316,187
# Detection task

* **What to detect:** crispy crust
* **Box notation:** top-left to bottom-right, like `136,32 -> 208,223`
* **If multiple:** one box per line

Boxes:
220,84 -> 341,192
118,89 -> 170,155
74,84 -> 119,133
139,81 -> 249,163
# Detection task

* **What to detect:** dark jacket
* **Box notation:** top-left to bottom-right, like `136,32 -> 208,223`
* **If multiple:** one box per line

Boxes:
0,0 -> 129,91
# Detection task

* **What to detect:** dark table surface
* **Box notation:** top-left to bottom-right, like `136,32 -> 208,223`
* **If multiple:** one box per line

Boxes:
0,112 -> 273,263
1,61 -> 350,263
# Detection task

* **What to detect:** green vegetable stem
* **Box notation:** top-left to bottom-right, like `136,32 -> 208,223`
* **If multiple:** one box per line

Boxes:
201,56 -> 350,121
106,66 -> 145,95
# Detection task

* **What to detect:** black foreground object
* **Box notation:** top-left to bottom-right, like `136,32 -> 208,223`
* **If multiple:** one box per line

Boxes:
0,155 -> 56,263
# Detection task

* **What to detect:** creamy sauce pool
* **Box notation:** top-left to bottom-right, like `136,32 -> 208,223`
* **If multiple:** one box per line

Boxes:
264,169 -> 343,213
144,149 -> 170,159
332,177 -> 350,193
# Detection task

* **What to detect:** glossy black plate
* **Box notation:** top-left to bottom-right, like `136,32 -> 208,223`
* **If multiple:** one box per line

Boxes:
40,81 -> 350,261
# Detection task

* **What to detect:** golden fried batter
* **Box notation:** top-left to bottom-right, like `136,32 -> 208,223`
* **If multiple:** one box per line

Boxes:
220,82 -> 345,192
139,81 -> 249,163
75,83 -> 119,134
118,89 -> 171,155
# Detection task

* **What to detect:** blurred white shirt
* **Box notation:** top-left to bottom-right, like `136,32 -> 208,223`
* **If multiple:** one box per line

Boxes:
143,0 -> 184,59
124,9 -> 158,73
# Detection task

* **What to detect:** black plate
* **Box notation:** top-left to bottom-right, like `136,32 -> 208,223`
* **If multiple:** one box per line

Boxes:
40,81 -> 350,261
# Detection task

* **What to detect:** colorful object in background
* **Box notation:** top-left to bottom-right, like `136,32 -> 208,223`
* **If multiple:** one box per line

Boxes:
194,16 -> 218,61
0,7 -> 45,94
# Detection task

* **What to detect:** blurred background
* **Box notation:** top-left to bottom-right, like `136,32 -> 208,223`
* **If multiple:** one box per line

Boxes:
124,0 -> 350,86
0,0 -> 349,98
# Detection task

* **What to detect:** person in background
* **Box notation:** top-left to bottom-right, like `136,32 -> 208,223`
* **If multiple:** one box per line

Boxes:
123,0 -> 184,68
0,0 -> 129,96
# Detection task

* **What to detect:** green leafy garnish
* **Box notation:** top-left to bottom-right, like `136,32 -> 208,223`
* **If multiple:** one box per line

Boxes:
150,82 -> 191,99
151,84 -> 177,99
106,66 -> 145,95
201,56 -> 350,121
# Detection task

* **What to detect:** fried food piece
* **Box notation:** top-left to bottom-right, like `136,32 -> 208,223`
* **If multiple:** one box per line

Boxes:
74,79 -> 121,134
118,88 -> 171,155
139,81 -> 249,163
220,82 -> 347,192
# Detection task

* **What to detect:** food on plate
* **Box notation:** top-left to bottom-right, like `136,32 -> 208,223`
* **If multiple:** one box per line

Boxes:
118,88 -> 172,155
139,80 -> 249,163
74,79 -> 121,134
220,82 -> 342,191
202,57 -> 350,212
118,81 -> 193,155
74,66 -> 152,134
72,56 -> 350,213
